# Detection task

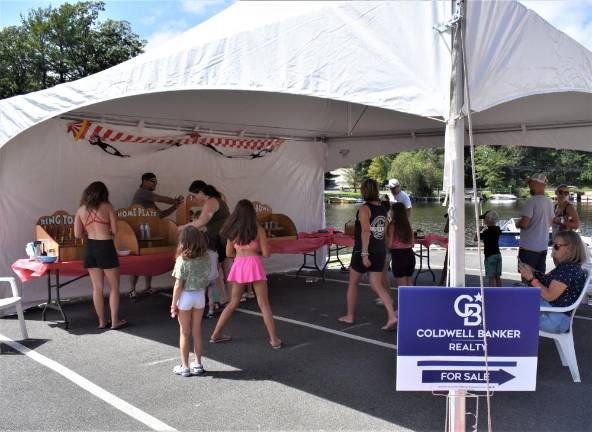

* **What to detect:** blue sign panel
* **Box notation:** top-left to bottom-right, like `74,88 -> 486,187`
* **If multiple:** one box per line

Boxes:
396,287 -> 540,391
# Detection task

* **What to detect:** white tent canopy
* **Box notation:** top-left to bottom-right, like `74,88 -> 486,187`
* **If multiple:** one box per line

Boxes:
1,1 -> 591,307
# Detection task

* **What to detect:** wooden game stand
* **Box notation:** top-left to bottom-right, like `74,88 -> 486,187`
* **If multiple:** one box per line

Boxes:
115,204 -> 177,255
253,201 -> 297,239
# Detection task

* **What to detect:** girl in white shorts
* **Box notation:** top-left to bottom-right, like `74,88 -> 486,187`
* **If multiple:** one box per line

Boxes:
170,227 -> 213,377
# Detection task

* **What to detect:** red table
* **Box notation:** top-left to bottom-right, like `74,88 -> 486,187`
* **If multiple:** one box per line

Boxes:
12,252 -> 175,328
281,231 -> 355,280
413,234 -> 449,284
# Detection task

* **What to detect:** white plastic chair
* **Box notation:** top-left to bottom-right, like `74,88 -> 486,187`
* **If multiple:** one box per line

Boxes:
539,264 -> 592,383
0,277 -> 29,340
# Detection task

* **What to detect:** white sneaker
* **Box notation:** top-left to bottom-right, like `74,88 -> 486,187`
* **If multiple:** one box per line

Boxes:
190,361 -> 205,375
173,365 -> 191,377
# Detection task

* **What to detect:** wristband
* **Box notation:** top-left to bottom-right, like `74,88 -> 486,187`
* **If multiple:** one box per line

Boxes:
361,251 -> 369,257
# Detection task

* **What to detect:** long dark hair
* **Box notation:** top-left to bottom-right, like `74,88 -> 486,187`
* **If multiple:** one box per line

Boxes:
220,199 -> 258,245
391,202 -> 412,244
80,181 -> 109,210
176,226 -> 208,260
188,180 -> 222,198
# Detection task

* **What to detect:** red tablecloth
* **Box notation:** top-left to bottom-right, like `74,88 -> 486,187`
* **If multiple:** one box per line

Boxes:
12,252 -> 175,283
332,233 -> 355,247
416,233 -> 449,249
268,237 -> 329,254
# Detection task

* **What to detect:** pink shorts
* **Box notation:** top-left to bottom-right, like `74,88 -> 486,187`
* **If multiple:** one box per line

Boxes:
227,256 -> 267,283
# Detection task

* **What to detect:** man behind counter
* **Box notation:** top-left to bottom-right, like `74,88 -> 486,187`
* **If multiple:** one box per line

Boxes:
130,172 -> 184,296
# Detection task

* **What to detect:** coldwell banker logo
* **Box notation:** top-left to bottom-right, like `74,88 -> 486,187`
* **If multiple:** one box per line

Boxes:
453,294 -> 482,326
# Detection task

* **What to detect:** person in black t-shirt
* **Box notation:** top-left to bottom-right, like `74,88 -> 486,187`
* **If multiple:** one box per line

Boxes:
475,210 -> 502,287
338,179 -> 397,331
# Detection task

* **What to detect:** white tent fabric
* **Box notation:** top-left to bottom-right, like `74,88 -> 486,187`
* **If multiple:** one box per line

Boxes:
0,119 -> 326,310
1,0 -> 592,309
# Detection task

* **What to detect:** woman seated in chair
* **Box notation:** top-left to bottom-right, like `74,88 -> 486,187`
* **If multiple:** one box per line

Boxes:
518,231 -> 589,334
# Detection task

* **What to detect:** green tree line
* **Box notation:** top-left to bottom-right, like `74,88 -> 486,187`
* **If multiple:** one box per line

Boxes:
340,146 -> 592,196
0,1 -> 145,99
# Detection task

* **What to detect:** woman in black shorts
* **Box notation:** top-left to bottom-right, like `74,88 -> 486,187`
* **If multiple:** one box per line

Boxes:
74,182 -> 126,329
387,202 -> 416,287
338,179 -> 398,330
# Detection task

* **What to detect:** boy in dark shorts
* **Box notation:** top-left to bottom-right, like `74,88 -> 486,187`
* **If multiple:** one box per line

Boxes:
475,210 -> 502,287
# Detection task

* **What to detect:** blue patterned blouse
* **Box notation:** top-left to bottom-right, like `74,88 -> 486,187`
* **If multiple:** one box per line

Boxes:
541,262 -> 587,309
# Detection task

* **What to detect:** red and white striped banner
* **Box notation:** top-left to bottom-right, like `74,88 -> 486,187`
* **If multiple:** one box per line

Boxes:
66,120 -> 283,151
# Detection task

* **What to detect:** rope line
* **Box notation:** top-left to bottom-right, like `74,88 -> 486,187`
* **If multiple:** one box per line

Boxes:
460,21 -> 493,432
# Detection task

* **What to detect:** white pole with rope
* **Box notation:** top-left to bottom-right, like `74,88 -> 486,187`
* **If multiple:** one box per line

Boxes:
440,0 -> 467,430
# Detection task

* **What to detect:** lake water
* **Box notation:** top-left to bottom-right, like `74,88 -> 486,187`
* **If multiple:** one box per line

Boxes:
325,201 -> 592,246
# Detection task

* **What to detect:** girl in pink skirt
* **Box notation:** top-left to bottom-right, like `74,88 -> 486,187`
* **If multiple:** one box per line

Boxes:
209,200 -> 282,349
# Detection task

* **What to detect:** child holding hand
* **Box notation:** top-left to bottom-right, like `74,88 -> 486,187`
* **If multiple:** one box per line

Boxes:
171,226 -> 212,377
209,199 -> 282,349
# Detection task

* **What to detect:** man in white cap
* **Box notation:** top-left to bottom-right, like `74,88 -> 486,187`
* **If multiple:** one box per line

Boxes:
516,173 -> 554,275
387,178 -> 412,216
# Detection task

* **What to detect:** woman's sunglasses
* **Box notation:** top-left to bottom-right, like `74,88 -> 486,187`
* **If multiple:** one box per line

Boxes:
553,243 -> 568,251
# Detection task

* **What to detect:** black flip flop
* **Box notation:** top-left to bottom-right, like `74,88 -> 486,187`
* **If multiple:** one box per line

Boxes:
111,320 -> 129,330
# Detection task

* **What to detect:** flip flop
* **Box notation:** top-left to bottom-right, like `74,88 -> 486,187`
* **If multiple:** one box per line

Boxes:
338,316 -> 354,325
111,320 -> 129,330
209,335 -> 232,344
270,340 -> 283,350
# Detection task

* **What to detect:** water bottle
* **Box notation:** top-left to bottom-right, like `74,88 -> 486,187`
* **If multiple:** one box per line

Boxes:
139,223 -> 146,240
144,223 -> 151,239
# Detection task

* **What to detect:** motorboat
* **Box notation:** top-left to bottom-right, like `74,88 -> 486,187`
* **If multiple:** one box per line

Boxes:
489,194 -> 518,203
497,218 -> 592,249
498,218 -> 526,248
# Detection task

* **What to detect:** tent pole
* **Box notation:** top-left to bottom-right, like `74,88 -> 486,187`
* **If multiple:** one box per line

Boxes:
446,0 -> 467,430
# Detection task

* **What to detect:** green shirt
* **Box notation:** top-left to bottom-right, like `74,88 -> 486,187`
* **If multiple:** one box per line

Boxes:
171,255 -> 210,292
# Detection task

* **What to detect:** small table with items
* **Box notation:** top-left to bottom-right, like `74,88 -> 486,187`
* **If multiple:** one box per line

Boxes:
11,252 -> 175,328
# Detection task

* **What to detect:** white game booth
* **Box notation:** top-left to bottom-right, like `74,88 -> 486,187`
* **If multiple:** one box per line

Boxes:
1,1 -> 591,314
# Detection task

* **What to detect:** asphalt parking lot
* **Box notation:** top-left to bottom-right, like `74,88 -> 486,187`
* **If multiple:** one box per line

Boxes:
1,251 -> 591,432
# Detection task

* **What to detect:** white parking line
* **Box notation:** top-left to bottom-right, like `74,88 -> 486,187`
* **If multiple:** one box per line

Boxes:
0,333 -> 177,432
236,308 -> 397,350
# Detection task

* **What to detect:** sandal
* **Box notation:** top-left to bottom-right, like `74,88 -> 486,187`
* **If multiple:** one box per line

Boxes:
205,310 -> 215,319
111,320 -> 129,330
270,340 -> 283,350
209,335 -> 232,344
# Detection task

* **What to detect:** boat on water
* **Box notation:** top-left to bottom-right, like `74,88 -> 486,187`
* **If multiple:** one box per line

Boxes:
327,196 -> 364,204
498,218 -> 592,248
489,194 -> 518,203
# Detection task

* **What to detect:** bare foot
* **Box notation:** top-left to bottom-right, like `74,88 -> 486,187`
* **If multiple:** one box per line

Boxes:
338,315 -> 354,324
381,318 -> 398,331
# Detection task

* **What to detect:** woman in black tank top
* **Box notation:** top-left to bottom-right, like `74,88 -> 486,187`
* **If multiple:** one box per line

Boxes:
338,179 -> 398,331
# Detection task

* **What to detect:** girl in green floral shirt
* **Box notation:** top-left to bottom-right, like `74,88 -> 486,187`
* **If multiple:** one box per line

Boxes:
170,226 -> 211,377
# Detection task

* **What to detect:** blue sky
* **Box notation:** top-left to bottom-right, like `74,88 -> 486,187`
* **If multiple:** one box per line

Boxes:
0,0 -> 235,50
0,1 -> 591,51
